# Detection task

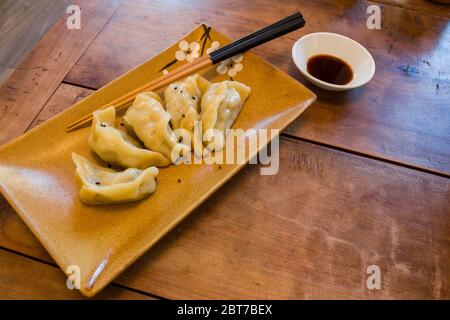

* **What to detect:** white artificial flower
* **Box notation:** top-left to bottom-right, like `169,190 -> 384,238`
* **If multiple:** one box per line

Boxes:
216,54 -> 244,77
175,40 -> 200,62
206,41 -> 220,54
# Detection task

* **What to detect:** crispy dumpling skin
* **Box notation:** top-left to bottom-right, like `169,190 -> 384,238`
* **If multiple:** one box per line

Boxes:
164,74 -> 210,134
88,106 -> 170,169
199,80 -> 251,149
72,153 -> 158,205
124,92 -> 190,162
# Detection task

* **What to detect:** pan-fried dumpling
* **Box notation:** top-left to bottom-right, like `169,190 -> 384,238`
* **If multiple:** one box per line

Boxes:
124,92 -> 190,162
199,80 -> 251,149
88,106 -> 170,169
72,153 -> 158,205
164,74 -> 210,134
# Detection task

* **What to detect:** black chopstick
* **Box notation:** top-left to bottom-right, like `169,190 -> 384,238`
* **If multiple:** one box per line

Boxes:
211,12 -> 303,57
210,12 -> 305,64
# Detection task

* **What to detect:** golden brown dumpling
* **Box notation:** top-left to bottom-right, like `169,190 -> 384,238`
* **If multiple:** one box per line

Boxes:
72,153 -> 158,205
88,106 -> 170,169
198,80 -> 251,151
124,92 -> 190,162
164,74 -> 210,134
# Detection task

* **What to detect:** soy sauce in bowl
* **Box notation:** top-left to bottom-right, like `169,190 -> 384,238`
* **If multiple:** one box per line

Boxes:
306,54 -> 353,85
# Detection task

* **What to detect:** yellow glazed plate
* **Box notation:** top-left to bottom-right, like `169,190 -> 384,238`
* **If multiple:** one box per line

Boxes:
0,25 -> 316,297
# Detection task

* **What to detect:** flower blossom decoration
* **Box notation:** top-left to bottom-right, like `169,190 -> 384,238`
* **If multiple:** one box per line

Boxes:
206,41 -> 221,54
175,40 -> 200,62
216,54 -> 244,77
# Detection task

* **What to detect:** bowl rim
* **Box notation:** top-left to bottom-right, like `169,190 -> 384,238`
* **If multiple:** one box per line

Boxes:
292,32 -> 376,90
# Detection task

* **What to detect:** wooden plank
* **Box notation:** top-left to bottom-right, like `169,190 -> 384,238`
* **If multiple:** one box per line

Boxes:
0,248 -> 152,299
0,68 -> 14,86
63,0 -> 450,176
1,83 -> 449,299
0,0 -> 71,86
373,0 -> 450,18
0,0 -> 121,146
0,194 -> 52,261
28,83 -> 93,130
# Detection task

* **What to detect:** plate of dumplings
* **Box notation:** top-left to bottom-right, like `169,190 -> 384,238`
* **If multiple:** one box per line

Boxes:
0,25 -> 316,297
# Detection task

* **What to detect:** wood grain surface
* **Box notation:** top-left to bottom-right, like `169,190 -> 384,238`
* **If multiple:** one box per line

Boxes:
0,0 -> 71,85
63,0 -> 450,176
0,248 -> 153,299
375,0 -> 450,18
1,83 -> 449,299
0,0 -> 449,299
0,0 -> 121,146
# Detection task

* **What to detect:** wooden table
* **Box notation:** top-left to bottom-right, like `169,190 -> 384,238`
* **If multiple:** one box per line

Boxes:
0,0 -> 449,299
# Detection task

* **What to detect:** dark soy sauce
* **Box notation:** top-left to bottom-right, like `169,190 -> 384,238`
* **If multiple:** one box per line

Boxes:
307,54 -> 353,85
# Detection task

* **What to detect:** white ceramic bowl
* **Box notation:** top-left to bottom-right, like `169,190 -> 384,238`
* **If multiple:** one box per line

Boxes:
292,32 -> 375,91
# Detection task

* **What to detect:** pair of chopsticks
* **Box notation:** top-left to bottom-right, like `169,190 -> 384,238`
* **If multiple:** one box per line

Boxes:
67,12 -> 305,132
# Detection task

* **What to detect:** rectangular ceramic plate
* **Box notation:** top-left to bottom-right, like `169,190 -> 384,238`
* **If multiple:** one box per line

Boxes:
0,25 -> 316,297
